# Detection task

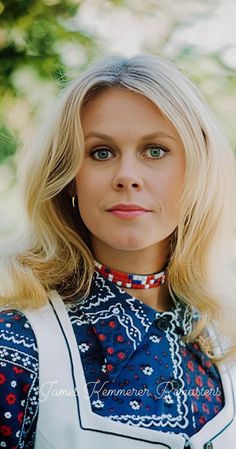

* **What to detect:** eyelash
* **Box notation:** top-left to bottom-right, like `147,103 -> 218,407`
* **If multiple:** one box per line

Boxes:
88,144 -> 169,161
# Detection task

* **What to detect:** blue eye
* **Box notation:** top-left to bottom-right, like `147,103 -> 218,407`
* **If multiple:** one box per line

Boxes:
88,144 -> 168,161
146,145 -> 167,159
89,148 -> 113,160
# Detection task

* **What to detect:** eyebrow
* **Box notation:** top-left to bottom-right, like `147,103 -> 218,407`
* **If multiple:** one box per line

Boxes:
84,131 -> 176,141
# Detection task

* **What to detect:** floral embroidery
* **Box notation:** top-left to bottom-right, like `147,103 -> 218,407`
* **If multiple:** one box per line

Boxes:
142,366 -> 154,376
78,343 -> 90,352
163,394 -> 174,405
149,335 -> 161,343
130,400 -> 141,410
92,399 -> 104,409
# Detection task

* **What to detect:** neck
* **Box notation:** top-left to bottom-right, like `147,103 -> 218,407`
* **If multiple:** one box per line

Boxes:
91,236 -> 170,274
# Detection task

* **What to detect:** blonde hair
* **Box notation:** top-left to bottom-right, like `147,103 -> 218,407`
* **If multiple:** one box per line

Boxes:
1,54 -> 236,362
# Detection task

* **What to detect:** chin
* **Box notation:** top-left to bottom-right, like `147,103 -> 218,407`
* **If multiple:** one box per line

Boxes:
107,235 -> 152,251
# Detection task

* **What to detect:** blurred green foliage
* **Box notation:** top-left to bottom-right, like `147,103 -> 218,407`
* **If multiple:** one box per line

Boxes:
0,0 -> 99,160
0,124 -> 16,163
0,0 -> 95,92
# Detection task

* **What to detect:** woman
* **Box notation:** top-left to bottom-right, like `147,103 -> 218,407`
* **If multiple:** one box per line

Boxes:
0,54 -> 236,449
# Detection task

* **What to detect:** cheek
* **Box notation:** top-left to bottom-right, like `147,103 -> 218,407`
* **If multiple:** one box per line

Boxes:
75,169 -> 104,226
77,158 -> 104,183
76,164 -> 110,203
155,164 -> 185,212
76,169 -> 95,201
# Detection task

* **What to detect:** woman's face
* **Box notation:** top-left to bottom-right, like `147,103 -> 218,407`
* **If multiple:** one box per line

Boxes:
75,87 -> 185,254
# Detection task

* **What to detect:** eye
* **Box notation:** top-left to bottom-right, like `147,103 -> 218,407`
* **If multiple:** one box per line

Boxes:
89,147 -> 113,160
145,145 -> 169,159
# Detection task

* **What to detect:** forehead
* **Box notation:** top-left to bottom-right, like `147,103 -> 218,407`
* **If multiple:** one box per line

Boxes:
81,87 -> 179,138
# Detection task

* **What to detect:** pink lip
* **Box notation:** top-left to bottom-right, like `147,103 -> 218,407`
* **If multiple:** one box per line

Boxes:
107,204 -> 151,219
107,203 -> 150,212
108,210 -> 149,219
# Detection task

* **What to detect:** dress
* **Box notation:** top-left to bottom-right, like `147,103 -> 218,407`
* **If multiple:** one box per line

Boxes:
0,270 -> 234,449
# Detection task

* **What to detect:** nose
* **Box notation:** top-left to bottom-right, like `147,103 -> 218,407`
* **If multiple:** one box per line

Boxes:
112,159 -> 144,191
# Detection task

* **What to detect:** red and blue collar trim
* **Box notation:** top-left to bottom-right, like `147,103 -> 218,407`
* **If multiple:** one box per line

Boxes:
94,260 -> 167,289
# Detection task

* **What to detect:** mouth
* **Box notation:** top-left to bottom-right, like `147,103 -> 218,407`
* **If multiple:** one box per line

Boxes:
106,204 -> 152,219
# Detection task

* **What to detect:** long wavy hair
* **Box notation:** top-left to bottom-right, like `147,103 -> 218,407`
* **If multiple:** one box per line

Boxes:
1,54 -> 236,362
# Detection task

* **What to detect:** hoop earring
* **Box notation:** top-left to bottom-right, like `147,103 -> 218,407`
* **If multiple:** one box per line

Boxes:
72,196 -> 77,209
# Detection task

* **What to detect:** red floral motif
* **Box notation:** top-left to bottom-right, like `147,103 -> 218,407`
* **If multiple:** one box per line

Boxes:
117,352 -> 125,359
187,360 -> 194,372
216,394 -> 223,403
207,378 -> 214,388
198,365 -> 206,375
0,372 -> 6,384
12,366 -> 24,374
202,403 -> 210,414
0,425 -> 12,436
17,411 -> 24,424
107,347 -> 114,355
116,335 -> 124,342
6,393 -> 16,405
23,383 -> 30,394
106,364 -> 113,371
180,347 -> 187,356
108,321 -> 116,328
195,376 -> 203,387
98,333 -> 106,341
199,416 -> 206,425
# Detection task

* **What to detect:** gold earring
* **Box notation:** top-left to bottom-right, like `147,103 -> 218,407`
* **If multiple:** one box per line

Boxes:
72,196 -> 76,209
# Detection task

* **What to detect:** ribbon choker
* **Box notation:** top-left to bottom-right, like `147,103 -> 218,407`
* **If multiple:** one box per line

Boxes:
94,260 -> 167,289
